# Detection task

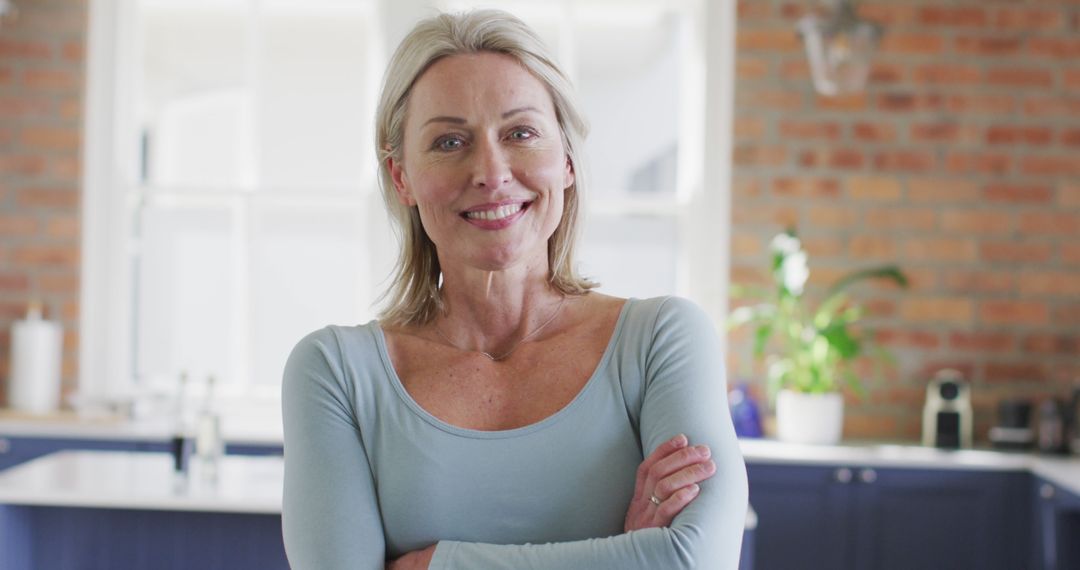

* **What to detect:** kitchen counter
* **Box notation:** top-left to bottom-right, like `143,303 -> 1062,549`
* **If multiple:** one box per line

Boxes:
739,438 -> 1080,496
0,409 -> 282,445
0,451 -> 282,514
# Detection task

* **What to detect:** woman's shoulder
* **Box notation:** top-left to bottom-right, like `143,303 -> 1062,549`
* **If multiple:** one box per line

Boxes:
617,295 -> 711,332
287,321 -> 384,369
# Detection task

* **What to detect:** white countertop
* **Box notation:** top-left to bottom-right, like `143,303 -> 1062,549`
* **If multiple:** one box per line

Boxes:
0,451 -> 283,514
740,438 -> 1080,496
0,410 -> 282,445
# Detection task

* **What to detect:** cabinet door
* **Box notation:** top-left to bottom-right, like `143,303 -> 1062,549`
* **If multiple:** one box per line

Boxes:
1035,478 -> 1080,570
853,468 -> 1027,570
747,464 -> 854,570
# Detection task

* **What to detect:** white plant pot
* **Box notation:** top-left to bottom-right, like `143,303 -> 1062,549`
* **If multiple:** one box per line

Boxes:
775,389 -> 844,445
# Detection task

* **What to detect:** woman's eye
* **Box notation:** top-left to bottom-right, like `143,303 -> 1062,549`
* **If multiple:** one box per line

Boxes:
508,127 -> 536,141
434,136 -> 465,151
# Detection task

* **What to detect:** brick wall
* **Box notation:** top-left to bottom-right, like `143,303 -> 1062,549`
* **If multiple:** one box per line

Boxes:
0,0 -> 87,405
730,0 -> 1080,442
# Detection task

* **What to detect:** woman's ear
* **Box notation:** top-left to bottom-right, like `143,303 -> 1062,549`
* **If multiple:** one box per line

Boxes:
563,155 -> 575,189
387,156 -> 416,206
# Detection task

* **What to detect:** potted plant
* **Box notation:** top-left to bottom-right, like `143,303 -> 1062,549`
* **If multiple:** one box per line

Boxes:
728,229 -> 907,445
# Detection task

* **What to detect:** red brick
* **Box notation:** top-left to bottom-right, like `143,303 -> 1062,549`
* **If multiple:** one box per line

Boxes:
771,178 -> 841,199
985,67 -> 1054,88
816,93 -> 869,112
779,59 -> 810,81
1023,96 -> 1080,118
0,96 -> 53,118
980,301 -> 1049,326
918,6 -> 989,27
1019,272 -> 1080,296
1067,70 -> 1080,91
1021,156 -> 1080,177
731,232 -> 764,258
801,236 -> 844,258
1062,129 -> 1080,147
940,210 -> 1012,234
943,270 -> 1015,294
1028,38 -> 1080,59
737,90 -> 803,111
49,156 -> 81,181
993,8 -> 1063,31
907,178 -> 980,203
20,126 -> 80,151
39,273 -> 80,294
1022,334 -> 1078,356
949,332 -> 1014,352
1018,212 -> 1080,235
732,178 -> 761,199
59,97 -> 82,120
948,94 -> 1016,115
11,246 -> 80,267
808,206 -> 858,228
776,3 -> 809,19
982,184 -> 1053,204
876,330 -> 941,350
62,41 -> 84,62
986,126 -> 1053,146
18,186 -> 79,209
860,4 -> 917,26
46,215 -> 80,239
778,120 -> 842,140
22,69 -> 80,92
798,148 -> 864,170
730,266 -> 769,287
848,176 -> 901,201
904,238 -> 977,263
737,58 -> 769,81
0,272 -> 30,292
901,298 -> 973,323
873,150 -> 935,172
979,241 -> 1054,264
1063,244 -> 1080,265
865,208 -> 936,231
911,123 -> 981,144
953,36 -> 1023,56
0,216 -> 39,236
733,145 -> 787,167
947,153 -> 1011,175
869,62 -> 905,84
852,122 -> 897,143
737,28 -> 801,52
0,39 -> 53,59
913,64 -> 981,85
737,1 -> 773,20
0,155 -> 47,176
1054,304 -> 1080,328
849,235 -> 896,259
731,205 -> 799,227
734,117 -> 764,140
1061,183 -> 1080,207
984,362 -> 1049,384
878,93 -> 945,113
882,33 -> 945,55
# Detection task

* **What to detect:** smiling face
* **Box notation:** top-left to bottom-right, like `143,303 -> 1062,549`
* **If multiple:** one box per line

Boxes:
389,52 -> 574,274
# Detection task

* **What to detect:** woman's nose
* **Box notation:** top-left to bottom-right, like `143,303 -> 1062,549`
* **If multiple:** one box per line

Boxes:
471,138 -> 512,190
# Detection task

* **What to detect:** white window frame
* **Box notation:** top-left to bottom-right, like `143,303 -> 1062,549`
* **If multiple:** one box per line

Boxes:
79,0 -> 735,411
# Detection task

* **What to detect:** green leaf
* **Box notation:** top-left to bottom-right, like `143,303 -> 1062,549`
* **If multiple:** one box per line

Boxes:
824,265 -> 908,300
821,324 -> 860,359
753,323 -> 774,357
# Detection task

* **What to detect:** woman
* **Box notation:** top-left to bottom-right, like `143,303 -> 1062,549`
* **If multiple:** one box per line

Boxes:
282,9 -> 747,570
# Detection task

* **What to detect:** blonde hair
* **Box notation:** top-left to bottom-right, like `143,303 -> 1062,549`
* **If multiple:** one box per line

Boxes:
375,9 -> 596,326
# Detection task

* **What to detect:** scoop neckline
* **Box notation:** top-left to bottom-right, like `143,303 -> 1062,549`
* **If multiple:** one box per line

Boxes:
372,298 -> 635,440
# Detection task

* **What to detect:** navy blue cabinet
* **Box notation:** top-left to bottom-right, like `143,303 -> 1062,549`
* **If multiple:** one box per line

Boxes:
1034,477 -> 1080,570
748,463 -> 1029,570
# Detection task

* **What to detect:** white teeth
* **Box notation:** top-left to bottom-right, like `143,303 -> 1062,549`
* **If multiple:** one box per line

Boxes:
466,203 -> 524,221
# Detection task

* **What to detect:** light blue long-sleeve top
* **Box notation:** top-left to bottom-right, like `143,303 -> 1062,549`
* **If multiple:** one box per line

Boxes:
282,296 -> 748,569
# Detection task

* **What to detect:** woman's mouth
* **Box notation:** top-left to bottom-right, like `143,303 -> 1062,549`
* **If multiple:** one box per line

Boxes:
463,202 -> 527,221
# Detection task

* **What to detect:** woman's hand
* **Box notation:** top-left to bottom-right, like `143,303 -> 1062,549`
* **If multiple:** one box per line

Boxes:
387,545 -> 436,570
624,434 -> 717,532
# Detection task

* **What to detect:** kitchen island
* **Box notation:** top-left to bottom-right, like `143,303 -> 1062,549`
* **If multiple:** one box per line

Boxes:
0,451 -> 287,570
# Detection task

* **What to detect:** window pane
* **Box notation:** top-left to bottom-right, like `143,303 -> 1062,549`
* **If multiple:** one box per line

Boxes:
578,213 -> 679,298
257,5 -> 374,188
575,8 -> 684,198
249,200 -> 371,387
135,204 -> 235,384
140,2 -> 252,187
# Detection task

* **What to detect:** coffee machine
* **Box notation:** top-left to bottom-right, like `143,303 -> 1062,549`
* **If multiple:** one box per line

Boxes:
922,369 -> 973,449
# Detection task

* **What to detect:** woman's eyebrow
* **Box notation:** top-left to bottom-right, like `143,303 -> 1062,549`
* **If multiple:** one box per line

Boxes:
502,106 -> 539,119
422,116 -> 466,128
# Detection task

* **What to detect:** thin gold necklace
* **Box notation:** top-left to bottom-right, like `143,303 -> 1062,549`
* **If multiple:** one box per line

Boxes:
433,296 -> 567,362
